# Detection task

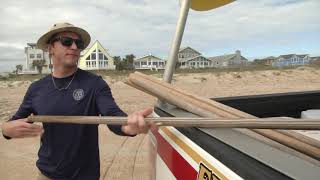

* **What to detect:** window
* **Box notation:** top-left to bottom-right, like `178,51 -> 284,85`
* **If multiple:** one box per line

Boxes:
99,53 -> 103,60
153,62 -> 157,65
30,54 -> 35,58
92,61 -> 96,67
86,56 -> 90,60
86,61 -> 91,67
141,62 -> 147,65
91,53 -> 96,60
37,54 -> 42,58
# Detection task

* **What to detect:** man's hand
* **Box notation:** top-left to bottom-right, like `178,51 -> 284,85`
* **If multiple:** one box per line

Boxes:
1,118 -> 44,138
121,108 -> 157,136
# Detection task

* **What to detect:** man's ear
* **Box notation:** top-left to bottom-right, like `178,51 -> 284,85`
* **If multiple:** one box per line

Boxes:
48,44 -> 53,55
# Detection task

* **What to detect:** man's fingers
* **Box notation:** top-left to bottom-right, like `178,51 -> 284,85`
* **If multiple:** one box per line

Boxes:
149,122 -> 158,131
13,129 -> 42,138
20,127 -> 43,134
140,107 -> 153,117
22,118 -> 31,122
137,115 -> 145,129
19,132 -> 41,138
21,122 -> 43,130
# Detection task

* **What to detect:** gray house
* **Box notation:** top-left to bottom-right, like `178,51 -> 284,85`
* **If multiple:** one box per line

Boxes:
208,50 -> 248,68
178,47 -> 212,69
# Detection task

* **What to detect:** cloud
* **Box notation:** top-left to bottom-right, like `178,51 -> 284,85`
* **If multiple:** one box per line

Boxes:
0,0 -> 319,72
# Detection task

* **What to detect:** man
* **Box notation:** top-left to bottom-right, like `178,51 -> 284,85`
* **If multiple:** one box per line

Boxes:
1,22 -> 155,180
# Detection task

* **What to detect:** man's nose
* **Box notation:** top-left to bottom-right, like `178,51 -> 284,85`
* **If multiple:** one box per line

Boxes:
70,42 -> 78,50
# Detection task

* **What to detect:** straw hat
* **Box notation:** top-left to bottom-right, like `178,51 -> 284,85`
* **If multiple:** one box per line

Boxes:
37,22 -> 91,51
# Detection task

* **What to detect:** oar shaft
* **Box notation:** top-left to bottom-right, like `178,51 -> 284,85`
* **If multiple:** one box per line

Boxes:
27,116 -> 320,130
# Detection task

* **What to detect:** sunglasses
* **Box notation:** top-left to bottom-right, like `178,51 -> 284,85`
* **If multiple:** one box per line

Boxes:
50,36 -> 85,50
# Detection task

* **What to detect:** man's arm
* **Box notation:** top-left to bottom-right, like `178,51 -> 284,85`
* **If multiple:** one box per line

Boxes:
1,85 -> 43,139
95,77 -> 132,136
95,77 -> 155,136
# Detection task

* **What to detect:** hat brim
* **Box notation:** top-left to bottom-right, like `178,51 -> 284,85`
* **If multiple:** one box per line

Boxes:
191,0 -> 234,11
37,26 -> 91,51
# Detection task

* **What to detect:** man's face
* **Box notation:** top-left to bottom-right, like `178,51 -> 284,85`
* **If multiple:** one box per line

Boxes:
49,32 -> 82,68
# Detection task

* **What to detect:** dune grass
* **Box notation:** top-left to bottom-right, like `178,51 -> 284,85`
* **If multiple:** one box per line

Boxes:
1,64 -> 319,81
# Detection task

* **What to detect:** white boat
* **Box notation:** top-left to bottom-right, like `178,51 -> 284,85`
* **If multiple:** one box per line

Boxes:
147,1 -> 320,179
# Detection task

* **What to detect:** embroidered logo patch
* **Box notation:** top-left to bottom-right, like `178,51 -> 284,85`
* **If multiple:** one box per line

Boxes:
73,89 -> 84,101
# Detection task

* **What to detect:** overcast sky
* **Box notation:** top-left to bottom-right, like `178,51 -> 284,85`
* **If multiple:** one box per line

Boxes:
0,0 -> 319,72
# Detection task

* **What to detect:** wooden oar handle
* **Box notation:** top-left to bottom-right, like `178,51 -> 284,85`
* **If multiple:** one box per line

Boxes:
27,115 -> 320,130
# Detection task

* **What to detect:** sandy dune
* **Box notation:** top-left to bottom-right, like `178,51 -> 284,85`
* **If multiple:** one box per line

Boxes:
1,67 -> 320,179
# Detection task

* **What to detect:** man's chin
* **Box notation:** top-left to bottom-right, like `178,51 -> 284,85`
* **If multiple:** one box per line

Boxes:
63,61 -> 78,69
64,64 -> 78,69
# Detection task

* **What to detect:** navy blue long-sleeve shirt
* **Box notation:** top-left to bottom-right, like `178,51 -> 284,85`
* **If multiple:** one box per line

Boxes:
8,69 -> 130,179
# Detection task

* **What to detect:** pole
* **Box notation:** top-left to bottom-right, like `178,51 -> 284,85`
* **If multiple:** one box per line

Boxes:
28,115 -> 320,130
163,0 -> 191,83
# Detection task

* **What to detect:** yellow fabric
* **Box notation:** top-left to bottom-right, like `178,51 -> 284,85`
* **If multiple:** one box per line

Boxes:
190,0 -> 234,11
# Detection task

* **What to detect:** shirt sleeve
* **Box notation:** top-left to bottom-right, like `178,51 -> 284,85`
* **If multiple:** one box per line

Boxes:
3,84 -> 35,139
95,76 -> 133,136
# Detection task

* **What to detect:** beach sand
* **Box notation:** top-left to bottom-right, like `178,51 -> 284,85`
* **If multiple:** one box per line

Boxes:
1,67 -> 320,179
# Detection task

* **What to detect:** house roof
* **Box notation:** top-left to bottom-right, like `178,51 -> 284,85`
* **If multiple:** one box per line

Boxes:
208,54 -> 237,62
278,54 -> 309,59
179,55 -> 210,62
27,43 -> 37,47
79,40 -> 112,60
297,54 -> 308,58
179,46 -> 202,55
135,54 -> 165,61
262,56 -> 276,60
278,54 -> 295,59
80,40 -> 108,56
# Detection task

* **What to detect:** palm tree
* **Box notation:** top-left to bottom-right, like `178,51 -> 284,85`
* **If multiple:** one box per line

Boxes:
124,54 -> 135,70
32,59 -> 46,74
15,64 -> 23,74
113,56 -> 122,70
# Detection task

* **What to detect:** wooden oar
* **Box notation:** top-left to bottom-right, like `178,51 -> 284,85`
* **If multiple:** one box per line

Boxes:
27,115 -> 320,130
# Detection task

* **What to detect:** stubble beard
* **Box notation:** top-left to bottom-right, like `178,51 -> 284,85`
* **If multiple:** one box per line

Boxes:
63,58 -> 79,69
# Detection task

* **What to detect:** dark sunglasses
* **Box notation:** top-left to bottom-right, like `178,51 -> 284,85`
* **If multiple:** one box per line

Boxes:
50,36 -> 85,50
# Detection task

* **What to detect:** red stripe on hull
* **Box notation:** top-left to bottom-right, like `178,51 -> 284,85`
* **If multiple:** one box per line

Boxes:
152,129 -> 198,180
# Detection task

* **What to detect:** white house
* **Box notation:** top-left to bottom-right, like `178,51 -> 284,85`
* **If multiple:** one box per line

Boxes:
78,40 -> 116,70
134,54 -> 166,70
23,43 -> 51,74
